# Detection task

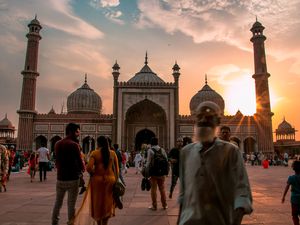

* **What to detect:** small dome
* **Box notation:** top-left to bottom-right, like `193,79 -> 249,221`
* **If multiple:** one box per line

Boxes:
0,114 -> 14,129
67,76 -> 102,114
127,53 -> 165,84
190,82 -> 225,115
278,118 -> 293,131
128,64 -> 165,83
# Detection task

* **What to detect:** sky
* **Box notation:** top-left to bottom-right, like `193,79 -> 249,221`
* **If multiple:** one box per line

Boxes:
0,0 -> 300,140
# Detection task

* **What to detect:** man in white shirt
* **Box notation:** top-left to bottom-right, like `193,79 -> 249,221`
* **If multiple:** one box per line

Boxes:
37,143 -> 50,182
178,101 -> 252,225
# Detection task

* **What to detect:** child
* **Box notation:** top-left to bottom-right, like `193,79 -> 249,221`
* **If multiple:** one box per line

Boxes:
28,152 -> 37,182
282,160 -> 300,225
133,151 -> 143,174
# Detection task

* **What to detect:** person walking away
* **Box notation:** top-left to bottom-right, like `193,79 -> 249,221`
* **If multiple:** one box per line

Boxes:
146,137 -> 169,210
0,145 -> 9,192
282,160 -> 300,225
37,143 -> 50,182
74,136 -> 119,225
112,143 -> 125,185
134,151 -> 143,174
28,152 -> 37,182
51,123 -> 84,225
178,101 -> 252,225
168,137 -> 183,199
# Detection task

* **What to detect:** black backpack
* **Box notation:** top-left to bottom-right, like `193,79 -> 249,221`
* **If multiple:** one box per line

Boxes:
149,148 -> 169,176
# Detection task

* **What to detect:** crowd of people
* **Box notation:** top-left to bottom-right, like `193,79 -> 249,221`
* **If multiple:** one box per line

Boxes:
2,101 -> 300,225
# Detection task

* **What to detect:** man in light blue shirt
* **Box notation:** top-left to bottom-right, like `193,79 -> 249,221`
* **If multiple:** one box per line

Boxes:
178,101 -> 253,225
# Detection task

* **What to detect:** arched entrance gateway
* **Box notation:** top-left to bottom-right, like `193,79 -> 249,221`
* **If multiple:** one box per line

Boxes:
244,137 -> 257,154
125,99 -> 167,151
35,135 -> 47,150
135,129 -> 155,151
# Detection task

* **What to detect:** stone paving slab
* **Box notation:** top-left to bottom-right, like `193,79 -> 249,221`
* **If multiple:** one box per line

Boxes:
0,165 -> 295,225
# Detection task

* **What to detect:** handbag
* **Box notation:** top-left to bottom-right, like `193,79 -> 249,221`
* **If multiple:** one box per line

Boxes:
112,158 -> 125,209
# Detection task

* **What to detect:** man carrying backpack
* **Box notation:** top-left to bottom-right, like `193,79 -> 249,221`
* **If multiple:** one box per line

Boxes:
146,137 -> 168,210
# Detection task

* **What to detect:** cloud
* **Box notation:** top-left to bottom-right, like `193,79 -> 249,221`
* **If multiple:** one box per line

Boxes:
104,10 -> 124,25
89,0 -> 124,25
90,0 -> 120,8
136,0 -> 300,74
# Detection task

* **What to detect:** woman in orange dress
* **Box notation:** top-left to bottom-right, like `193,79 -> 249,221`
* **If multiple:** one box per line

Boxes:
74,136 -> 119,225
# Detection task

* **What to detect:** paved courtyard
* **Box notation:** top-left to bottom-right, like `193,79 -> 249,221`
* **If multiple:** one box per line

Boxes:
0,165 -> 294,225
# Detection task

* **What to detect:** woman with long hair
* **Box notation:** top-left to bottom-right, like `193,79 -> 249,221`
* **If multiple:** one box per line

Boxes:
74,136 -> 119,225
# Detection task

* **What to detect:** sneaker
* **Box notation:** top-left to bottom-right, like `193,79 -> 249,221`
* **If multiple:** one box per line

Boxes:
79,186 -> 87,195
163,205 -> 168,210
148,206 -> 157,211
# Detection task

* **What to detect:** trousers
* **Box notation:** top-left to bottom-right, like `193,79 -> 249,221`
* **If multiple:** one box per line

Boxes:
52,179 -> 79,225
150,176 -> 167,208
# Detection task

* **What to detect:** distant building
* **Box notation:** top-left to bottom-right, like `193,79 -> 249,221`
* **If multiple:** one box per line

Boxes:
274,118 -> 300,155
17,17 -> 274,154
0,114 -> 16,147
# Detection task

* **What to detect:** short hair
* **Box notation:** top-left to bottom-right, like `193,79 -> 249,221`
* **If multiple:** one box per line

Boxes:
150,137 -> 158,146
65,123 -> 80,135
113,143 -> 119,150
293,161 -> 300,173
220,126 -> 231,132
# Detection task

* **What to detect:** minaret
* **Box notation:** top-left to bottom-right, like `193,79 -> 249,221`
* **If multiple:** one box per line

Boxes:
172,61 -> 180,139
17,16 -> 42,151
112,60 -> 120,143
250,19 -> 274,153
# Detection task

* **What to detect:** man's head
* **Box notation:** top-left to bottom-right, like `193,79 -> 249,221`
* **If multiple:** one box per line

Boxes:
150,137 -> 158,146
195,101 -> 221,143
293,161 -> 300,174
176,137 -> 184,148
220,126 -> 231,141
65,123 -> 80,139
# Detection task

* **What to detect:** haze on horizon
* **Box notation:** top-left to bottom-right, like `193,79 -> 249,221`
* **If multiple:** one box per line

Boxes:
0,0 -> 300,139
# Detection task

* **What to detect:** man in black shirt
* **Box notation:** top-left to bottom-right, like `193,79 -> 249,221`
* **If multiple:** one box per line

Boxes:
168,137 -> 183,199
51,123 -> 84,225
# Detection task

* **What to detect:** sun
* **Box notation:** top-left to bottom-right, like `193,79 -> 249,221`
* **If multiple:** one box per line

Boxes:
224,76 -> 279,116
224,76 -> 257,116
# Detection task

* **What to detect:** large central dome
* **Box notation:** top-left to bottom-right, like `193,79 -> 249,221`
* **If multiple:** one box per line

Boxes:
127,53 -> 165,84
190,78 -> 225,115
67,76 -> 102,114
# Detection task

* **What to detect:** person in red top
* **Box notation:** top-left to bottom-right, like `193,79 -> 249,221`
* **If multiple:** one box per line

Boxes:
51,123 -> 84,225
28,152 -> 37,182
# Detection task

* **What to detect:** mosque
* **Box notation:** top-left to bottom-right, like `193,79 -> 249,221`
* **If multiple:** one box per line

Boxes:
16,17 -> 276,154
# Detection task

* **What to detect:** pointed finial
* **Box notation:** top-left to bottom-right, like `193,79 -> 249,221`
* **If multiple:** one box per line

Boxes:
84,73 -> 87,84
205,74 -> 208,85
283,116 -> 286,121
145,51 -> 148,65
35,14 -> 37,20
5,113 -> 7,119
255,15 -> 257,22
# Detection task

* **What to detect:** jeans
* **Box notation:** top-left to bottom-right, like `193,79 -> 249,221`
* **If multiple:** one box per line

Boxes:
39,162 -> 47,181
170,173 -> 179,194
150,176 -> 167,208
52,179 -> 79,225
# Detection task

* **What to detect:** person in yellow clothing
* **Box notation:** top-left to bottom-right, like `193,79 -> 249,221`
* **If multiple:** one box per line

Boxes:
74,136 -> 119,225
